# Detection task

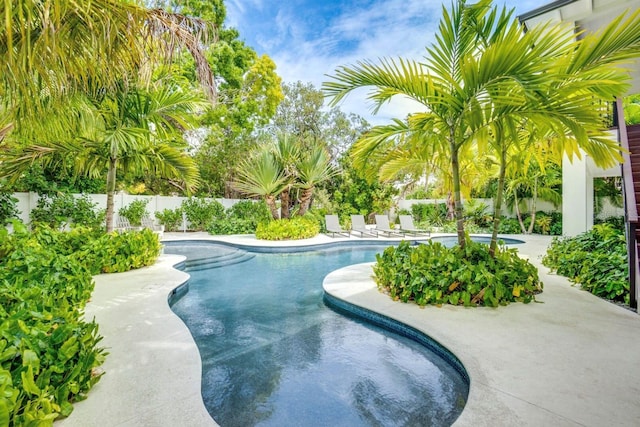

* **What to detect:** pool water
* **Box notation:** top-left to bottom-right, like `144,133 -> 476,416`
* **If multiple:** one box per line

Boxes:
166,243 -> 469,427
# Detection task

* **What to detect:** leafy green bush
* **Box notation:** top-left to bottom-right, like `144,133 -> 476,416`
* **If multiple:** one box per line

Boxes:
181,197 -> 224,231
594,216 -> 624,232
0,223 -> 106,424
256,216 -> 320,240
411,203 -> 447,225
374,239 -> 542,307
208,201 -> 271,235
542,224 -> 628,304
155,208 -> 183,232
497,217 -> 521,234
0,192 -> 20,226
118,199 -> 150,226
30,194 -> 105,230
83,229 -> 163,274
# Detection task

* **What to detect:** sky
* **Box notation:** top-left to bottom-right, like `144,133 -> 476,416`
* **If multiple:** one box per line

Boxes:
224,0 -> 545,125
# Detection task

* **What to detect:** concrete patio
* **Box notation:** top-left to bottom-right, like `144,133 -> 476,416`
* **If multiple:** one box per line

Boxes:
57,233 -> 640,426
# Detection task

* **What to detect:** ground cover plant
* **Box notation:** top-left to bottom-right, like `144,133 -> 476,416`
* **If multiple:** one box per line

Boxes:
542,224 -> 628,304
374,239 -> 543,307
0,223 -> 162,424
255,216 -> 320,240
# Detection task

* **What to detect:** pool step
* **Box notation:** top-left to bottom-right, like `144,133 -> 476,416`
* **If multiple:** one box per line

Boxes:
184,249 -> 255,271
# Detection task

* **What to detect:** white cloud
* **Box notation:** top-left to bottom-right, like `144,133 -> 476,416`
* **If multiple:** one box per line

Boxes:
229,0 -> 556,125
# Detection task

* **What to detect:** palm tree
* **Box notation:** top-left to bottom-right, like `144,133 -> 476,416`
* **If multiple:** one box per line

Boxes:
233,150 -> 287,219
0,77 -> 204,232
296,147 -> 335,216
324,0 -> 640,251
0,1 -> 216,114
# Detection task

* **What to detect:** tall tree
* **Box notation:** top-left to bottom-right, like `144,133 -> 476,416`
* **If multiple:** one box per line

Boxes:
1,76 -> 204,232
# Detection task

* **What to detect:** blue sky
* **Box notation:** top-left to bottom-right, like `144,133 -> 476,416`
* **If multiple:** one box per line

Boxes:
225,0 -> 544,124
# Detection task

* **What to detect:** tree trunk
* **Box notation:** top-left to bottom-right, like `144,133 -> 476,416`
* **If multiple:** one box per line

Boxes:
489,148 -> 507,256
265,195 -> 280,220
527,176 -> 538,234
280,187 -> 290,219
105,158 -> 117,233
514,190 -> 526,234
297,186 -> 313,216
450,136 -> 465,248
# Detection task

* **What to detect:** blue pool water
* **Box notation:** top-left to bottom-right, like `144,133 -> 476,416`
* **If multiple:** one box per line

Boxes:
166,242 -> 469,427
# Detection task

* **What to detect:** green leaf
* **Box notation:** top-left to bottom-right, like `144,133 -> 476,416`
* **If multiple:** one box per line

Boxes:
21,366 -> 40,396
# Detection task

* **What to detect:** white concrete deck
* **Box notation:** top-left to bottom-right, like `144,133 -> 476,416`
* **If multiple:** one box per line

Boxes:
57,233 -> 640,426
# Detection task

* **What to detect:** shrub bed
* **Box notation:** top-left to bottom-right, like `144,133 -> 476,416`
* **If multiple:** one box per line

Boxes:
542,224 -> 628,304
0,223 -> 162,424
255,217 -> 320,240
374,240 -> 542,307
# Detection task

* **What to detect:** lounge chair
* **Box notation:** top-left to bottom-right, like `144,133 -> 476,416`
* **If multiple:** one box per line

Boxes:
115,217 -> 141,232
350,215 -> 378,237
374,215 -> 404,237
325,215 -> 350,238
142,216 -> 164,238
399,215 -> 430,236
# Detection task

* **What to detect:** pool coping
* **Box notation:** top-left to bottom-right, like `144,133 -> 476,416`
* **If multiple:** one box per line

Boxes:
57,232 -> 640,426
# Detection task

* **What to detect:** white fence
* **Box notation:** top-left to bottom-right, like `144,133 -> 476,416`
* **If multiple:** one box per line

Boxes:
397,198 -> 623,220
12,192 -> 243,226
11,193 -> 623,226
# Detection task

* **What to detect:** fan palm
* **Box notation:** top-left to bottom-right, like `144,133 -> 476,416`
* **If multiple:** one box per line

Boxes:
296,147 -> 335,216
233,150 -> 288,220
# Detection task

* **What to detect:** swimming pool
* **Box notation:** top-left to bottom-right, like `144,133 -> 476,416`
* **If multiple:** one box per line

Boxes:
165,241 -> 469,427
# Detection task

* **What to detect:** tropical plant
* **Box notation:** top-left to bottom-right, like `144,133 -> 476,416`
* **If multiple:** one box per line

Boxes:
0,0 -> 216,120
323,0 -> 640,255
543,224 -> 628,304
374,240 -> 542,307
233,136 -> 335,220
1,78 -> 203,232
0,192 -> 20,225
233,150 -> 287,219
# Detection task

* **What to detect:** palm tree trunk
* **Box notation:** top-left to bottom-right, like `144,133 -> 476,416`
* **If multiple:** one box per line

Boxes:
527,176 -> 538,234
280,187 -> 290,219
514,190 -> 526,234
265,195 -> 280,220
450,137 -> 465,248
105,158 -> 117,232
297,187 -> 313,216
489,148 -> 507,256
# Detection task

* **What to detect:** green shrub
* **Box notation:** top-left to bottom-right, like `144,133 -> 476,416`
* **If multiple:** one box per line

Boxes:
181,197 -> 224,231
374,239 -> 542,307
208,201 -> 271,235
31,194 -> 105,230
118,199 -> 150,226
255,216 -> 320,240
0,192 -> 20,226
411,203 -> 447,225
0,223 -> 106,424
542,223 -> 628,304
155,208 -> 183,232
497,217 -> 521,234
83,229 -> 163,274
